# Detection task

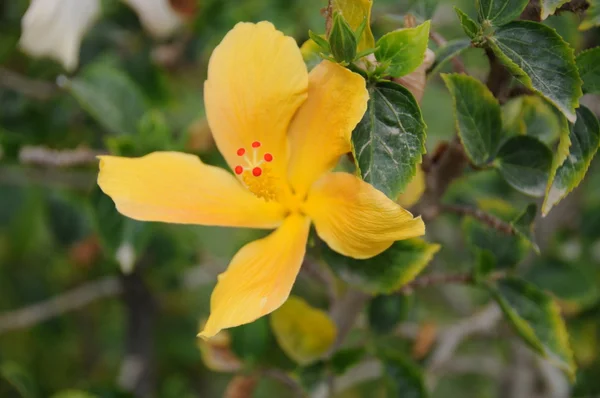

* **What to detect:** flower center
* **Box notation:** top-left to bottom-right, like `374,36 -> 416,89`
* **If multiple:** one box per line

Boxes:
234,141 -> 278,201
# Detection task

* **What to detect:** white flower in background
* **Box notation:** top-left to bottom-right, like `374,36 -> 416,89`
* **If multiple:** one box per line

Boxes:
122,0 -> 183,38
19,0 -> 101,72
19,0 -> 183,71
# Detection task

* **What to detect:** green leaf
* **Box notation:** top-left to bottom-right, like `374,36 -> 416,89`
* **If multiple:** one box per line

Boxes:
331,347 -> 366,374
576,47 -> 600,94
330,0 -> 375,51
579,0 -> 600,30
502,96 -> 562,145
473,248 -> 497,283
494,136 -> 553,197
428,39 -> 471,76
543,112 -> 571,215
352,81 -> 427,198
477,0 -> 529,26
462,217 -> 529,269
454,7 -> 480,39
329,13 -> 358,64
442,73 -> 503,166
383,352 -> 427,398
0,362 -> 37,398
322,238 -> 440,295
526,260 -> 600,313
374,21 -> 431,78
270,296 -> 337,365
540,0 -> 570,19
368,294 -> 413,334
51,391 -> 98,398
487,21 -> 582,122
230,317 -> 271,364
410,0 -> 439,20
308,30 -> 331,52
543,106 -> 600,215
63,63 -> 148,135
510,203 -> 539,253
489,277 -> 575,379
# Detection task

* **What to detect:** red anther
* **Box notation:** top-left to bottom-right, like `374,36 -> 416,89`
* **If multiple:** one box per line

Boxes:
252,141 -> 261,148
237,148 -> 245,156
264,153 -> 273,162
234,165 -> 243,175
252,167 -> 262,177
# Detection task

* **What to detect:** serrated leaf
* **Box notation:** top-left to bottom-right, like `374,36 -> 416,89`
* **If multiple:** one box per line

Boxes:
576,47 -> 600,94
368,294 -> 413,334
428,38 -> 471,76
477,0 -> 529,26
543,106 -> 600,215
540,0 -> 570,19
352,81 -> 427,198
495,136 -> 553,197
526,261 -> 600,313
322,238 -> 440,294
463,217 -> 529,269
489,277 -> 575,379
442,73 -> 503,166
510,203 -> 539,253
383,352 -> 428,398
579,0 -> 600,30
330,0 -> 375,51
270,296 -> 337,366
375,21 -> 431,78
487,21 -> 582,122
454,7 -> 480,39
64,63 -> 148,135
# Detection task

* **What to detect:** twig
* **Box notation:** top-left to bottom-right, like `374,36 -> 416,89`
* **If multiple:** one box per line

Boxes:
441,204 -> 517,235
430,31 -> 466,74
327,289 -> 370,355
0,67 -> 59,100
311,359 -> 382,398
0,277 -> 122,334
19,146 -> 105,168
556,0 -> 590,14
427,303 -> 503,371
398,271 -> 507,295
263,369 -> 305,398
0,261 -> 224,335
508,85 -> 535,99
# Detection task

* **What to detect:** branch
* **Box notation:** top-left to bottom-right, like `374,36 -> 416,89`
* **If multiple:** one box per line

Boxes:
19,146 -> 104,168
0,67 -> 59,101
441,204 -> 517,235
0,277 -> 122,334
398,271 -> 507,295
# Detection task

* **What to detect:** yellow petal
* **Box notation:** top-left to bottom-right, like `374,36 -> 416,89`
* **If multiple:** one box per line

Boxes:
204,21 -> 308,183
199,214 -> 310,338
397,166 -> 426,208
305,172 -> 425,259
270,296 -> 337,365
98,152 -> 286,228
287,61 -> 368,197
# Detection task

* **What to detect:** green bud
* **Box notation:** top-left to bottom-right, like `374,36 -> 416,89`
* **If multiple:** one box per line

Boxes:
329,12 -> 357,64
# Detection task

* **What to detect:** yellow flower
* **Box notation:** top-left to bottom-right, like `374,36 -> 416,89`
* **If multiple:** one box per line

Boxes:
98,21 -> 425,339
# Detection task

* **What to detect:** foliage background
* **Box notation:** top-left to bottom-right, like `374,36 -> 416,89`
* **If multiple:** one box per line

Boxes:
0,0 -> 599,397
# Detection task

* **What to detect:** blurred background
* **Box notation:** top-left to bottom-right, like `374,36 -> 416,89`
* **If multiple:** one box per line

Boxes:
1,0 -> 599,397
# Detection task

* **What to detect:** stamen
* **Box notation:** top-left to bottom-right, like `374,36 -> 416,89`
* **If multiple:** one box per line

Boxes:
252,141 -> 261,148
252,167 -> 262,177
237,148 -> 245,156
234,165 -> 243,175
264,153 -> 273,162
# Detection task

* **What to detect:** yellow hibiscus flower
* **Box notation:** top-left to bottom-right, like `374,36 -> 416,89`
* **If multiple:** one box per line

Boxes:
98,21 -> 425,339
